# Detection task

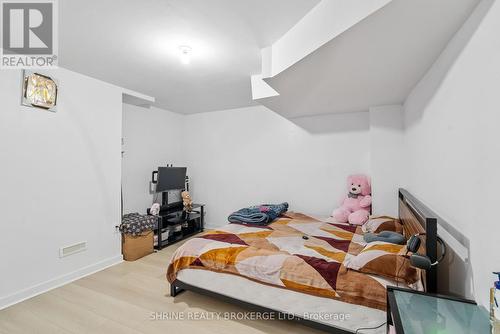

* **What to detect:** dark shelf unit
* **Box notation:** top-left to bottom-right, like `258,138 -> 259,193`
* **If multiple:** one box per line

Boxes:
151,203 -> 205,250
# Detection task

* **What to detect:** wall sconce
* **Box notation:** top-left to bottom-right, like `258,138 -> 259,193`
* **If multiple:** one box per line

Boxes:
21,71 -> 58,112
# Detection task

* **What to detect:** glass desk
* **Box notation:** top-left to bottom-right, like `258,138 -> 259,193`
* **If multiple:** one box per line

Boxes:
387,286 -> 490,334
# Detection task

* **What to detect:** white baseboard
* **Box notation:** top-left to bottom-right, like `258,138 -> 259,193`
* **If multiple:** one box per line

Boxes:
204,223 -> 223,230
0,255 -> 123,310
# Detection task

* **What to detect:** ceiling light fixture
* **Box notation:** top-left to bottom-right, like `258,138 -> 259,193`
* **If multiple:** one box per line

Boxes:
179,45 -> 192,65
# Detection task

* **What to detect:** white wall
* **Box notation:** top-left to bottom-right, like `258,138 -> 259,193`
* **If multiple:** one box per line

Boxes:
184,106 -> 370,228
403,0 -> 499,307
0,69 -> 123,309
269,0 -> 392,76
121,104 -> 185,214
369,105 -> 404,217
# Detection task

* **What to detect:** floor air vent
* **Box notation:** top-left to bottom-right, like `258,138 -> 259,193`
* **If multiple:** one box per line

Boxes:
59,241 -> 87,258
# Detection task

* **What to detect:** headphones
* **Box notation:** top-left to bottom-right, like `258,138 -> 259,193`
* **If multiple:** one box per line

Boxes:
406,233 -> 446,270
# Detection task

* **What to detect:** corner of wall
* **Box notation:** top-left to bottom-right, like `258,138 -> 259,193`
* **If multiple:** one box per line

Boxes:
369,105 -> 404,217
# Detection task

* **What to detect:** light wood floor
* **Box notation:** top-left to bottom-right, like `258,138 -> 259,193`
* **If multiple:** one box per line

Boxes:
0,240 -> 323,334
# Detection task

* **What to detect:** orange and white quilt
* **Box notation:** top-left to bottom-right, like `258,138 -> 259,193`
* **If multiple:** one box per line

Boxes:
167,212 -> 396,310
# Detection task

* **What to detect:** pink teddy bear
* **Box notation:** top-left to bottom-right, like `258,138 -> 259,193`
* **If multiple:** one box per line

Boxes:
332,174 -> 372,225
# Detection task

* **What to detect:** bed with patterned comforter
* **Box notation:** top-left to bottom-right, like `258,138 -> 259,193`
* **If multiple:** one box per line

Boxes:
167,212 -> 401,310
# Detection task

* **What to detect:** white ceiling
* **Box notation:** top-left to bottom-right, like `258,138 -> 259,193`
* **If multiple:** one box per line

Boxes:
260,0 -> 480,118
59,0 -> 319,114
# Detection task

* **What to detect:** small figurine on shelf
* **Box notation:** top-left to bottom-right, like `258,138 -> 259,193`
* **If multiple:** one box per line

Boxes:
181,191 -> 193,212
149,203 -> 160,216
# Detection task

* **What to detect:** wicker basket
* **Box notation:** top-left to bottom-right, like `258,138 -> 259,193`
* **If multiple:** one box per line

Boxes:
122,230 -> 153,261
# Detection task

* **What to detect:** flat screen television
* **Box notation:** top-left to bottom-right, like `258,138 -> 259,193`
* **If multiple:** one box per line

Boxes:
156,167 -> 186,192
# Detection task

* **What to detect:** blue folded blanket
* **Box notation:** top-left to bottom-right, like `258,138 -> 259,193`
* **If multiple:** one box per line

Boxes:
228,203 -> 289,225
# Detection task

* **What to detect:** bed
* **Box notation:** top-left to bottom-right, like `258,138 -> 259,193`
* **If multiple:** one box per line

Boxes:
167,189 -> 439,333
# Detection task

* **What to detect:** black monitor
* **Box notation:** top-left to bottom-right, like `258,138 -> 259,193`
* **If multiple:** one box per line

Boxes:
156,167 -> 186,192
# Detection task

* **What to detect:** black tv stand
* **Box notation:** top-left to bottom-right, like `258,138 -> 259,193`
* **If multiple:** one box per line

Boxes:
150,204 -> 205,250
